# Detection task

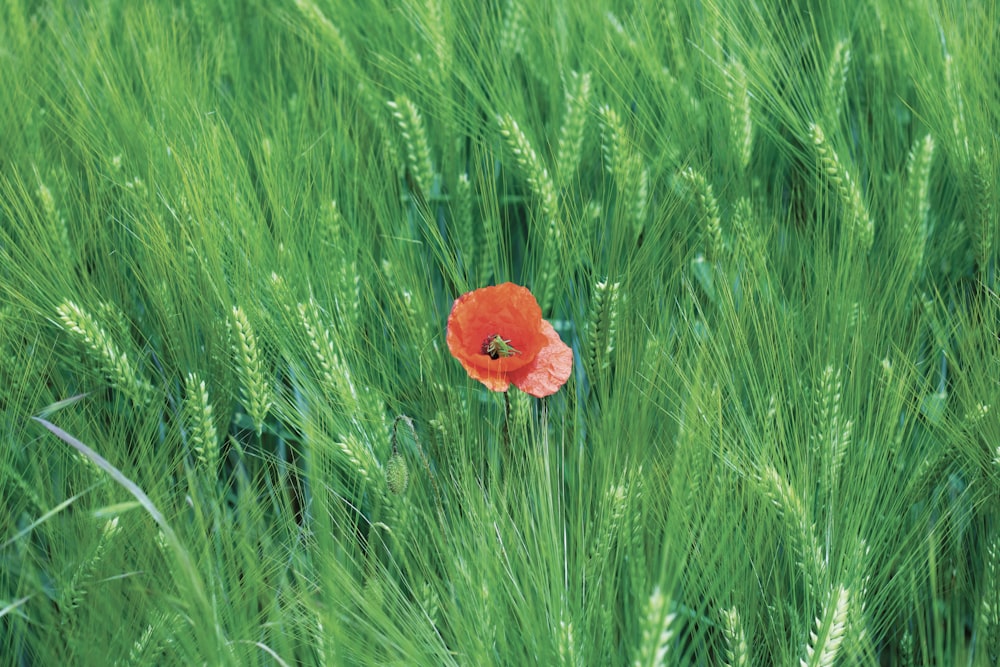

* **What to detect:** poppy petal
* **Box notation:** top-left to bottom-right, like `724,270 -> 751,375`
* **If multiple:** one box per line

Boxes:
446,283 -> 545,373
508,319 -> 573,397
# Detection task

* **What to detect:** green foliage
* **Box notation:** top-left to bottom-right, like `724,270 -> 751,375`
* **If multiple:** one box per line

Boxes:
2,0 -> 998,664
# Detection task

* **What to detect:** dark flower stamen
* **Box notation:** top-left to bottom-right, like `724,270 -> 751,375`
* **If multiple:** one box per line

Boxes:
482,334 -> 519,359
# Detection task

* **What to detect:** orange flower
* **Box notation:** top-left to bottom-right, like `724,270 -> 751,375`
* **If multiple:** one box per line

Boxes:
446,283 -> 573,397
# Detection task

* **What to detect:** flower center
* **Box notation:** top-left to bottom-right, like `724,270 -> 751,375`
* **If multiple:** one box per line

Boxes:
481,334 -> 520,359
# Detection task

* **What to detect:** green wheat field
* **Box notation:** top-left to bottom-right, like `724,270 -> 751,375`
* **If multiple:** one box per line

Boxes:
2,1 -> 998,664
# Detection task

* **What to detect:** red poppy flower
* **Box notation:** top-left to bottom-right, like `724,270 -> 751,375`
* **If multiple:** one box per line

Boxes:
446,283 -> 573,397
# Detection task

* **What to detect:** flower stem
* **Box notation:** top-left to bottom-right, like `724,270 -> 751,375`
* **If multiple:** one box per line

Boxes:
503,391 -> 512,453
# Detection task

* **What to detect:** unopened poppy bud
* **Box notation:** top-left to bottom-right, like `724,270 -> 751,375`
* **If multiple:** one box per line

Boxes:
385,451 -> 409,495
